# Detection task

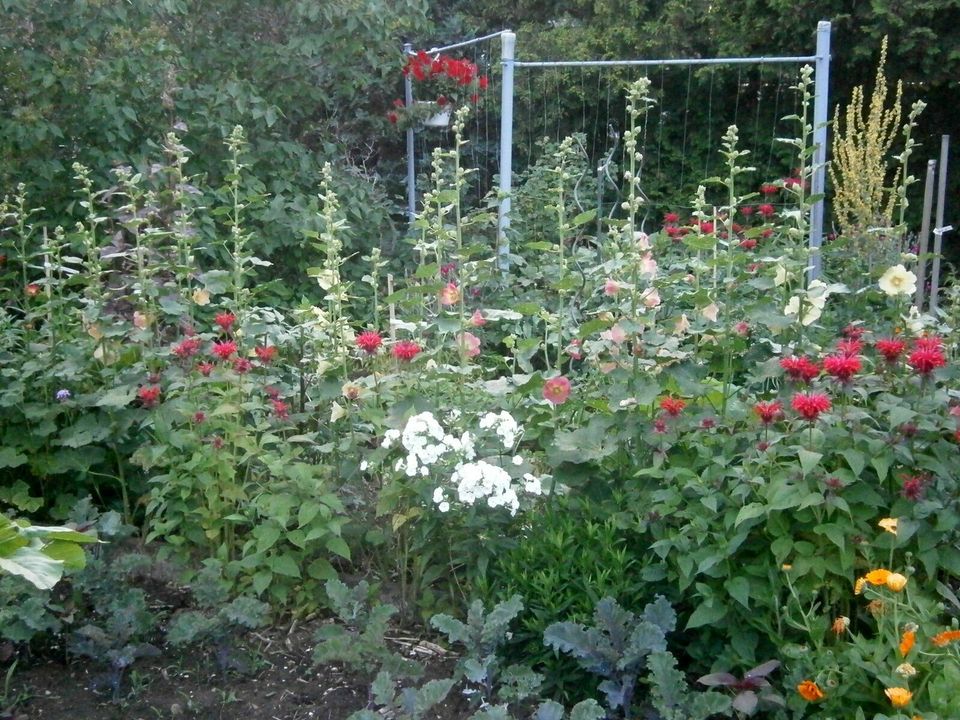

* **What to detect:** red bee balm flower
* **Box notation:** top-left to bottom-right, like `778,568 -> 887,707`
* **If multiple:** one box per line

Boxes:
543,376 -> 571,405
875,338 -> 907,363
908,337 -> 946,375
757,204 -> 776,218
214,312 -> 236,332
780,356 -> 820,383
172,337 -> 202,359
232,357 -> 253,374
137,385 -> 161,408
356,331 -> 383,355
753,400 -> 784,424
836,338 -> 863,355
392,340 -> 421,362
212,340 -> 237,360
659,396 -> 686,417
197,362 -> 215,376
791,392 -> 832,421
823,353 -> 862,382
255,345 -> 277,363
271,399 -> 290,420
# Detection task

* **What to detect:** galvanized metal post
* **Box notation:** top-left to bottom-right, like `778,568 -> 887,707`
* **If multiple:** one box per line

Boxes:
916,159 -> 937,311
808,20 -> 831,280
497,31 -> 516,272
404,42 -> 416,224
930,135 -> 951,312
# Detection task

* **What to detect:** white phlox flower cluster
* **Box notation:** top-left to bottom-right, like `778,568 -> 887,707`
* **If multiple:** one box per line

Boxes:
478,411 -> 520,449
384,412 -> 476,478
450,460 -> 519,515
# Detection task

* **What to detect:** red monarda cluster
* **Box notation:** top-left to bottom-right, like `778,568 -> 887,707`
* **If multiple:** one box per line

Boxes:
823,353 -> 862,383
875,338 -> 907,363
356,330 -> 383,355
780,356 -> 820,384
791,392 -> 832,421
659,396 -> 686,417
172,337 -> 202,359
388,51 -> 489,123
907,336 -> 947,375
753,400 -> 784,424
392,340 -> 421,362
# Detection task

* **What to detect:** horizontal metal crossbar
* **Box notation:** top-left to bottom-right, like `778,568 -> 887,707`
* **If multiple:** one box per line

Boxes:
514,55 -> 818,68
417,30 -> 509,55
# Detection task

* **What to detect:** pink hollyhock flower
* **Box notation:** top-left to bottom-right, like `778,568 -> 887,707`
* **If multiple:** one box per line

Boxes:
640,252 -> 657,278
439,282 -> 461,306
566,339 -> 583,360
356,330 -> 383,354
733,321 -> 750,337
456,331 -> 481,358
791,391 -> 832,421
469,309 -> 486,327
601,324 -> 627,344
212,340 -> 237,360
543,375 -> 571,405
392,340 -> 421,362
604,279 -> 620,296
641,288 -> 661,308
214,312 -> 236,332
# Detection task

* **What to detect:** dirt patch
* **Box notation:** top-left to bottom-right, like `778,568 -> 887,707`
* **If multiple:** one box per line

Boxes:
11,622 -> 466,720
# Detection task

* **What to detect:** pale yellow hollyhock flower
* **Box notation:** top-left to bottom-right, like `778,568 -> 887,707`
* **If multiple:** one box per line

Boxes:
878,517 -> 899,535
878,264 -> 917,297
192,288 -> 211,306
701,303 -> 719,322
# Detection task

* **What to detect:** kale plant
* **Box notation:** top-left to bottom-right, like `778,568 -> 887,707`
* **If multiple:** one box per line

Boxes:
313,578 -> 422,679
166,564 -> 270,673
431,594 -> 542,709
347,669 -> 455,720
544,596 -> 731,719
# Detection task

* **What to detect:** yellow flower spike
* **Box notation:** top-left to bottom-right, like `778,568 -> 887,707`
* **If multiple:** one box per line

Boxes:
878,517 -> 899,534
854,577 -> 867,595
865,568 -> 892,585
886,572 -> 908,592
885,687 -> 912,708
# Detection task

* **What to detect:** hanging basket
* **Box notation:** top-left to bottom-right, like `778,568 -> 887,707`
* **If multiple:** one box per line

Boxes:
418,102 -> 452,128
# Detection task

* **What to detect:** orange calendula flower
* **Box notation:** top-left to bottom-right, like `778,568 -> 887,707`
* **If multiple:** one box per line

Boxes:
886,572 -> 908,592
899,629 -> 915,656
931,629 -> 960,647
865,568 -> 892,585
885,687 -> 913,708
797,680 -> 825,702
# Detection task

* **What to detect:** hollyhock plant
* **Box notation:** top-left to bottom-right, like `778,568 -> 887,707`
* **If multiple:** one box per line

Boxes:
878,264 -> 917,297
356,330 -> 383,355
543,376 -> 571,405
603,278 -> 620,296
469,309 -> 486,327
456,331 -> 481,358
791,392 -> 832,421
392,340 -> 421,362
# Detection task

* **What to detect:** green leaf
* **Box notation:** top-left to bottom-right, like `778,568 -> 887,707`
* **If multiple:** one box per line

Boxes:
0,447 -> 28,469
725,576 -> 751,609
0,547 -> 64,589
797,449 -> 823,475
326,536 -> 351,560
685,600 -> 726,629
735,502 -> 765,527
267,554 -> 301,578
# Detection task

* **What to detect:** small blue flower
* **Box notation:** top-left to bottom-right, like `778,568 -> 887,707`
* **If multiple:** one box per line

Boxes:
55,389 -> 71,402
